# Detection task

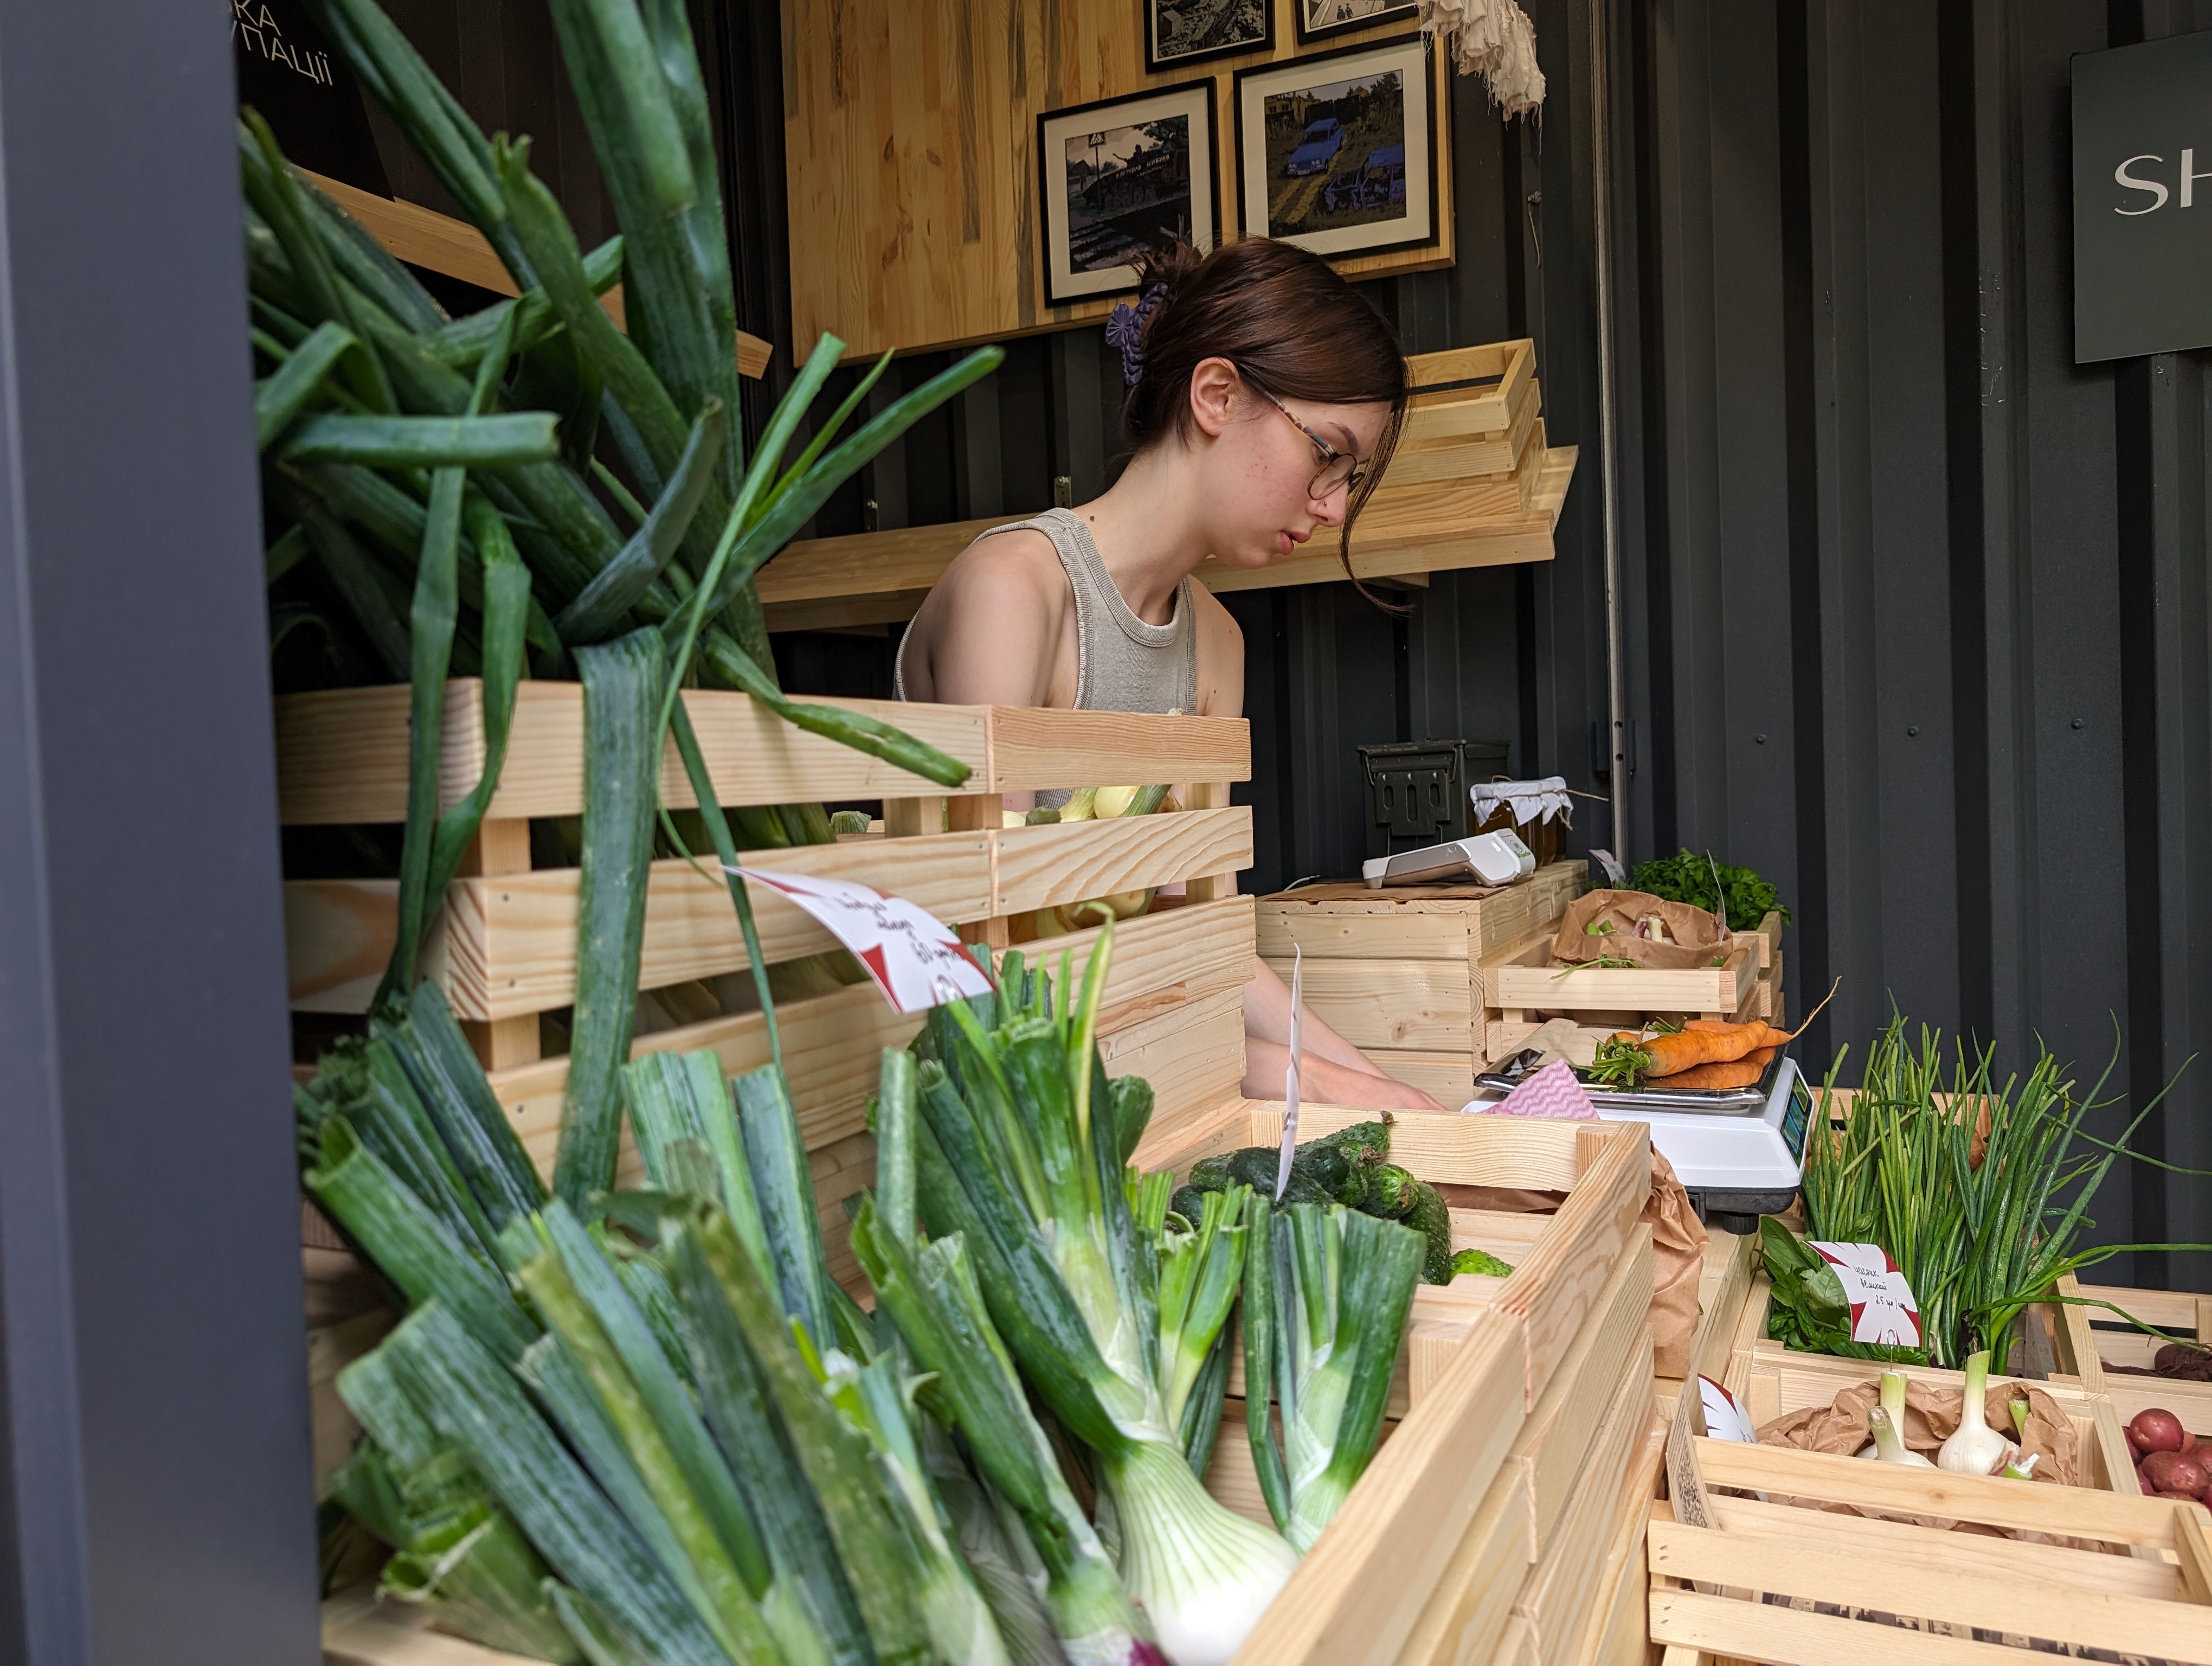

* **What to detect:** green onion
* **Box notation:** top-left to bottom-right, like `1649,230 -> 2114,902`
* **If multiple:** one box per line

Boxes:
379,1304 -> 735,1666
1249,1201 -> 1423,1552
380,1502 -> 582,1663
554,628 -> 664,1209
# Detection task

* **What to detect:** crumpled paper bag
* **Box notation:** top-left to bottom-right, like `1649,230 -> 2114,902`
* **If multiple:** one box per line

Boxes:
1754,1377 -> 2083,1541
1551,888 -> 1728,971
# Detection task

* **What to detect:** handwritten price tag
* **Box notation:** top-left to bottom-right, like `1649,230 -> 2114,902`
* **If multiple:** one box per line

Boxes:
727,867 -> 994,1015
1808,1240 -> 1922,1347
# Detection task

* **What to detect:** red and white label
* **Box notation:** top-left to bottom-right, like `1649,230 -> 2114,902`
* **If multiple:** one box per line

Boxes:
1808,1240 -> 1922,1347
727,867 -> 994,1014
1697,1375 -> 1757,1444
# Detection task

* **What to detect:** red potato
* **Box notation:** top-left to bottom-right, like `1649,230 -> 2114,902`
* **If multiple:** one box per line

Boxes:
2141,1468 -> 2158,1495
2140,1449 -> 2210,1499
2126,1428 -> 2144,1463
2129,1408 -> 2186,1454
2156,1491 -> 2210,1510
2184,1428 -> 2201,1455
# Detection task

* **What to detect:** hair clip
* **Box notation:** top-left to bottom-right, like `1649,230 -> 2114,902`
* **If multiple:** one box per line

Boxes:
1104,281 -> 1169,386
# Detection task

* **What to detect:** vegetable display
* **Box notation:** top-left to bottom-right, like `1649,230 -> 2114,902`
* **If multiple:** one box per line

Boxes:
1627,848 -> 1790,933
1767,1015 -> 2206,1371
2126,1408 -> 2211,1503
309,923 -> 1429,1664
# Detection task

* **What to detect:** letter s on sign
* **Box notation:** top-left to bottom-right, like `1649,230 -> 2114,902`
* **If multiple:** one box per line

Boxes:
2117,155 -> 2170,214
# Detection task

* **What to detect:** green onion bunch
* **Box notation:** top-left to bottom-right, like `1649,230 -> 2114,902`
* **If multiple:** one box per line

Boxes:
253,0 -> 1002,1176
1240,1200 -> 1425,1552
1782,1015 -> 2200,1369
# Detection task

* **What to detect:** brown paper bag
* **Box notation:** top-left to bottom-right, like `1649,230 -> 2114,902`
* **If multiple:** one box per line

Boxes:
1754,1377 -> 2084,1541
1432,1150 -> 1709,1376
1551,888 -> 1728,971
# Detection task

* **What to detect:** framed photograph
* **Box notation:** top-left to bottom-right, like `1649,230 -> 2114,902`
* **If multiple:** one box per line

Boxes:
1295,0 -> 1420,45
1233,33 -> 1439,259
1038,81 -> 1218,306
1143,0 -> 1272,74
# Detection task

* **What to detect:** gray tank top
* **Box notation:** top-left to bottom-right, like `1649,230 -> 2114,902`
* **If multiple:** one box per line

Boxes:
895,507 -> 1199,715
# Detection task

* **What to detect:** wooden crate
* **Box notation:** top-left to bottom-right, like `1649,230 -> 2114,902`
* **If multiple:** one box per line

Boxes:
2076,1279 -> 2212,1447
1141,1104 -> 1653,1414
279,683 -> 1257,1284
1258,861 -> 1589,1104
1478,911 -> 1785,1072
1510,1374 -> 1663,1666
1648,1439 -> 2212,1665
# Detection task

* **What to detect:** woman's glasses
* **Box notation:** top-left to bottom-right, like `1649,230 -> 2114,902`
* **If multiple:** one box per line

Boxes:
1246,377 -> 1366,500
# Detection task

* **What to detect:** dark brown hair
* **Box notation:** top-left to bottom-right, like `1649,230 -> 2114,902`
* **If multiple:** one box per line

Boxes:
1121,239 -> 1407,584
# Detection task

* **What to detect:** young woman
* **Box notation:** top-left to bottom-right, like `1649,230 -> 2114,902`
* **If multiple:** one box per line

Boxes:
897,238 -> 1445,1113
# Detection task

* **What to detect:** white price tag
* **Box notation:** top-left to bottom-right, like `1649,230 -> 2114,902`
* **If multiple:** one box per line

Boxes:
726,867 -> 994,1015
1277,945 -> 1303,1202
1808,1240 -> 1922,1347
1697,1375 -> 1757,1444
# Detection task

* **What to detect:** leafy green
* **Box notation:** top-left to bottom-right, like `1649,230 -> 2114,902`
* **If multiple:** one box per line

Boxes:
1628,848 -> 1790,932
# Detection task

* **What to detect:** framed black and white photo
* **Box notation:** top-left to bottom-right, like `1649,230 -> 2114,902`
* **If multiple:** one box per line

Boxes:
1038,81 -> 1218,306
1233,33 -> 1439,260
1294,0 -> 1419,46
1143,0 -> 1271,74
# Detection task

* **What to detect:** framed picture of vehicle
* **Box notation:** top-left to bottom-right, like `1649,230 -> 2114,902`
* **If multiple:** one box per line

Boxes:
1295,0 -> 1420,46
1038,81 -> 1220,306
1233,33 -> 1439,260
1143,0 -> 1272,74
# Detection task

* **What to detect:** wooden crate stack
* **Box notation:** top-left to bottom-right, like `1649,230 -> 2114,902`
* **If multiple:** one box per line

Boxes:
280,682 -> 1255,1289
1257,861 -> 1588,1106
1358,340 -> 1557,544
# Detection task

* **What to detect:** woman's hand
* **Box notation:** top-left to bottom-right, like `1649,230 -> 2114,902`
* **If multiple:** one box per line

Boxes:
1242,1038 -> 1448,1113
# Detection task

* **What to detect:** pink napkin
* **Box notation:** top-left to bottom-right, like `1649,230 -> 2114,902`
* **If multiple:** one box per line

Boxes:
1490,1058 -> 1598,1119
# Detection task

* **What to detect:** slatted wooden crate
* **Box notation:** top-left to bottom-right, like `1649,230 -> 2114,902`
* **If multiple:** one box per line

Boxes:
1648,1438 -> 2212,1665
2075,1279 -> 2212,1449
1478,909 -> 1784,1072
1258,861 -> 1588,1105
278,682 -> 1256,1287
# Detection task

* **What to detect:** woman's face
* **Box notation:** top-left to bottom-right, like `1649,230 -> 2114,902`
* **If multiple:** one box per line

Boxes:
1186,356 -> 1394,569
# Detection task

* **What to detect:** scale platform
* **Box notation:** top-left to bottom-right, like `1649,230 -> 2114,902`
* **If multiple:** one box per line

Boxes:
1462,1055 -> 1812,1232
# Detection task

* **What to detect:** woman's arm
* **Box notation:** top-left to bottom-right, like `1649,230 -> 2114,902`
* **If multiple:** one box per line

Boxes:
899,532 -> 1069,707
1241,958 -> 1445,1112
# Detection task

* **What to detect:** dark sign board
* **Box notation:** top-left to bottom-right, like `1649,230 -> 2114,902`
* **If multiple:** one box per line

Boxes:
2072,30 -> 2212,363
233,0 -> 390,196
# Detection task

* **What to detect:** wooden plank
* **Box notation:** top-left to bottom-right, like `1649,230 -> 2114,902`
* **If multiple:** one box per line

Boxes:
1258,861 -> 1586,962
292,831 -> 994,1020
1095,988 -> 1248,1150
1490,945 -> 1757,1016
1227,1312 -> 1527,1666
1403,340 -> 1534,435
275,682 -> 990,824
1263,958 -> 1473,1050
1691,1438 -> 2184,1546
297,170 -> 769,379
986,707 -> 1252,792
1573,1450 -> 1657,1666
1507,1228 -> 1654,1560
1496,1124 -> 1652,1407
1649,1586 -> 2049,1666
993,807 -> 1253,915
1510,1352 -> 1658,1666
487,898 -> 1256,1152
1364,1049 -> 1474,1107
782,0 -> 1455,363
1391,1462 -> 1533,1666
1388,376 -> 1543,483
1647,1518 -> 2212,1662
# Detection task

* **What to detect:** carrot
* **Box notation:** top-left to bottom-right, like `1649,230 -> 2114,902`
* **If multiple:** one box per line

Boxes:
1590,980 -> 1838,1086
1655,1059 -> 1767,1091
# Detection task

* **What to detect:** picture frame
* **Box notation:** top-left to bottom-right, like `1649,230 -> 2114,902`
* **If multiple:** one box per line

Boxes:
1038,81 -> 1219,306
1142,0 -> 1272,75
1294,0 -> 1421,46
1233,33 -> 1440,260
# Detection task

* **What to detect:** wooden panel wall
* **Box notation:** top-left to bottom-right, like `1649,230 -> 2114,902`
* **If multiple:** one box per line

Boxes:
780,0 -> 1455,358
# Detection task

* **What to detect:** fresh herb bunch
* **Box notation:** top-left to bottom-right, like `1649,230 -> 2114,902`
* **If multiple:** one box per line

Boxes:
1628,848 -> 1790,932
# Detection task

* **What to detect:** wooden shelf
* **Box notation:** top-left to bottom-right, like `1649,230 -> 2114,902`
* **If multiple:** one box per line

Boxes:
760,444 -> 1574,632
299,168 -> 770,381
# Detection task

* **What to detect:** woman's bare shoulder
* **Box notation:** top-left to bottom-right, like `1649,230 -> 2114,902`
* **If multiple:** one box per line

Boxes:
1187,578 -> 1245,717
902,526 -> 1072,705
936,525 -> 1065,598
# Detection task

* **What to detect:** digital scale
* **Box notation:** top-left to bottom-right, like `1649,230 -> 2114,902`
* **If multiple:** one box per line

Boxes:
1463,1053 -> 1811,1233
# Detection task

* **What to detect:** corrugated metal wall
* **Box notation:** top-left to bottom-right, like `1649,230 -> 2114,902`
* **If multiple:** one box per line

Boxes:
362,0 -> 2208,1285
